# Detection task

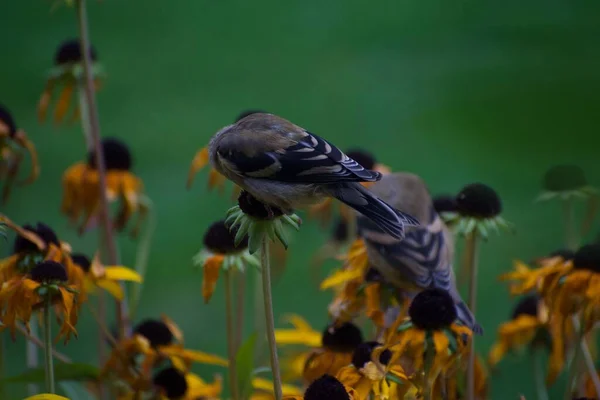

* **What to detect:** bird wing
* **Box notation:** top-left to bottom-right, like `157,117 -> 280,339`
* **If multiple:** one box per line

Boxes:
217,130 -> 381,184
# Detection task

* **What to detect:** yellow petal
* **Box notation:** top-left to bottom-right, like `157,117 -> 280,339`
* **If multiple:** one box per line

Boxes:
161,314 -> 184,343
252,377 -> 303,396
160,346 -> 228,367
186,147 -> 209,189
96,279 -> 124,300
320,268 -> 363,290
275,330 -> 321,347
282,313 -> 313,332
103,266 -> 143,282
24,395 -> 70,400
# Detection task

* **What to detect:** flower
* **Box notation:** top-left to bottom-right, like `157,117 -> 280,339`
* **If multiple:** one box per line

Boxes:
537,165 -> 598,201
284,374 -> 354,400
71,252 -> 142,300
0,261 -> 79,342
275,314 -> 363,383
102,316 -> 227,390
61,138 -> 148,236
388,289 -> 472,394
308,149 -> 391,227
337,341 -> 412,400
153,367 -> 188,399
0,104 -> 39,203
37,39 -> 103,125
488,295 -> 550,368
193,220 -> 259,303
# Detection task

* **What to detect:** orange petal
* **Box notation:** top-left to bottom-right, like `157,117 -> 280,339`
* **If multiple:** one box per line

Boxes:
202,255 -> 224,303
186,147 -> 209,189
54,84 -> 74,124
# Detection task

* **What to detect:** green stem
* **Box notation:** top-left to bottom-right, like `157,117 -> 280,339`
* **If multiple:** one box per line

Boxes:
423,347 -> 434,400
572,316 -> 600,398
563,197 -> 578,251
235,270 -> 245,352
225,270 -> 240,400
254,261 -> 266,365
26,318 -> 39,395
260,239 -> 283,400
533,347 -> 549,400
43,299 -> 55,394
129,196 -> 156,318
564,321 -> 585,399
465,231 -> 479,400
0,331 -> 4,399
76,83 -> 93,152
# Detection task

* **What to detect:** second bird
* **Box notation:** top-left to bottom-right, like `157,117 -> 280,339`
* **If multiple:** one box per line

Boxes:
208,113 -> 419,239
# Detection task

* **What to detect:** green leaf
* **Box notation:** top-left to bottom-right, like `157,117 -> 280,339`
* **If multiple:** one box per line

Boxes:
248,222 -> 264,254
59,381 -> 97,400
5,363 -> 100,383
236,333 -> 257,400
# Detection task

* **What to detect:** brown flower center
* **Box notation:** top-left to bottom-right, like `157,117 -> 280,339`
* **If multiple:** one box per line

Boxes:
153,367 -> 188,399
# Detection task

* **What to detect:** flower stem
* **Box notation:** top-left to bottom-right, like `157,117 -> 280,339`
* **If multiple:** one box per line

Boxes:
260,238 -> 283,400
26,318 -> 39,396
235,270 -> 245,351
562,197 -> 578,251
43,299 -> 55,394
564,318 -> 585,399
76,0 -> 130,339
254,264 -> 266,364
225,269 -> 240,400
571,316 -> 600,398
465,231 -> 479,400
533,347 -> 549,400
0,332 -> 4,399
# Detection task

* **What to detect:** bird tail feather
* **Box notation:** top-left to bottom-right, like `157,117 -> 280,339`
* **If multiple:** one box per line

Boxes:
329,182 -> 419,240
456,300 -> 483,335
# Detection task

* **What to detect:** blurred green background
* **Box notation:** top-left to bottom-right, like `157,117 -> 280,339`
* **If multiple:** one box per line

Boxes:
2,0 -> 600,398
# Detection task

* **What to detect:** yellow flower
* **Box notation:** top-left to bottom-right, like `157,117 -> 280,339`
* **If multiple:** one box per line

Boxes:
37,40 -> 103,125
500,253 -> 573,296
61,138 -> 148,236
275,314 -> 364,383
71,253 -> 142,300
193,220 -> 259,303
0,261 -> 79,343
0,105 -> 39,203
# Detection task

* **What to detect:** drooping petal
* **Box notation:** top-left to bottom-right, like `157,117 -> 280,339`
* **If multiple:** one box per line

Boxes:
320,268 -> 363,290
96,279 -> 124,300
202,255 -> 224,303
54,84 -> 74,124
160,345 -> 228,367
186,147 -> 210,189
103,266 -> 143,282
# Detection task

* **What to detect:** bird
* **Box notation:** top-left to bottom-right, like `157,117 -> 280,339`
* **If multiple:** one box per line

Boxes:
208,113 -> 419,239
356,172 -> 482,334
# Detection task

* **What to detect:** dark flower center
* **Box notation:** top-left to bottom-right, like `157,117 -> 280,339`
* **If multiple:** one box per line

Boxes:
134,319 -> 174,348
408,288 -> 457,330
30,261 -> 68,283
54,39 -> 97,65
153,367 -> 188,399
573,244 -> 600,273
549,249 -> 576,261
351,341 -> 391,369
13,222 -> 60,255
235,110 -> 266,123
304,374 -> 350,400
332,219 -> 349,243
345,149 -> 376,170
364,268 -> 384,283
203,220 -> 248,254
322,322 -> 363,353
238,191 -> 284,220
87,138 -> 132,171
433,195 -> 458,214
543,165 -> 587,192
71,253 -> 92,273
456,183 -> 502,219
511,295 -> 539,320
0,104 -> 17,136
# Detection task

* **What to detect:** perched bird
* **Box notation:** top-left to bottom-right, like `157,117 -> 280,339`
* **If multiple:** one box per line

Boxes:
357,172 -> 482,334
208,113 -> 419,239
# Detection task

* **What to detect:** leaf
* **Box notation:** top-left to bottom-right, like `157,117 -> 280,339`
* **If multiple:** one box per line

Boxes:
5,363 -> 100,383
236,333 -> 257,400
59,381 -> 97,400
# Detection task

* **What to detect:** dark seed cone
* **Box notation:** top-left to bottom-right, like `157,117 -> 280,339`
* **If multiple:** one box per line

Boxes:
543,165 -> 587,192
13,222 -> 60,254
511,295 -> 539,320
345,149 -> 376,170
134,319 -> 174,348
332,219 -> 349,243
203,220 -> 248,254
433,195 -> 458,214
322,322 -> 363,353
0,104 -> 17,136
549,249 -> 576,261
304,374 -> 350,400
456,183 -> 502,219
153,367 -> 188,399
88,138 -> 132,171
573,244 -> 600,273
71,253 -> 92,273
235,110 -> 266,123
364,267 -> 384,283
238,191 -> 284,220
54,39 -> 98,65
351,341 -> 391,369
30,261 -> 68,283
408,288 -> 457,330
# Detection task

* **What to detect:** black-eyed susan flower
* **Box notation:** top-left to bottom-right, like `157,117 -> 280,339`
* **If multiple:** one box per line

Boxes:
71,252 -> 142,301
0,260 -> 79,343
336,341 -> 413,400
0,104 -> 39,203
193,219 -> 259,303
537,165 -> 598,202
388,289 -> 472,396
38,39 -> 103,125
102,317 -> 227,390
284,374 -> 355,400
275,314 -> 364,383
61,138 -> 148,236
